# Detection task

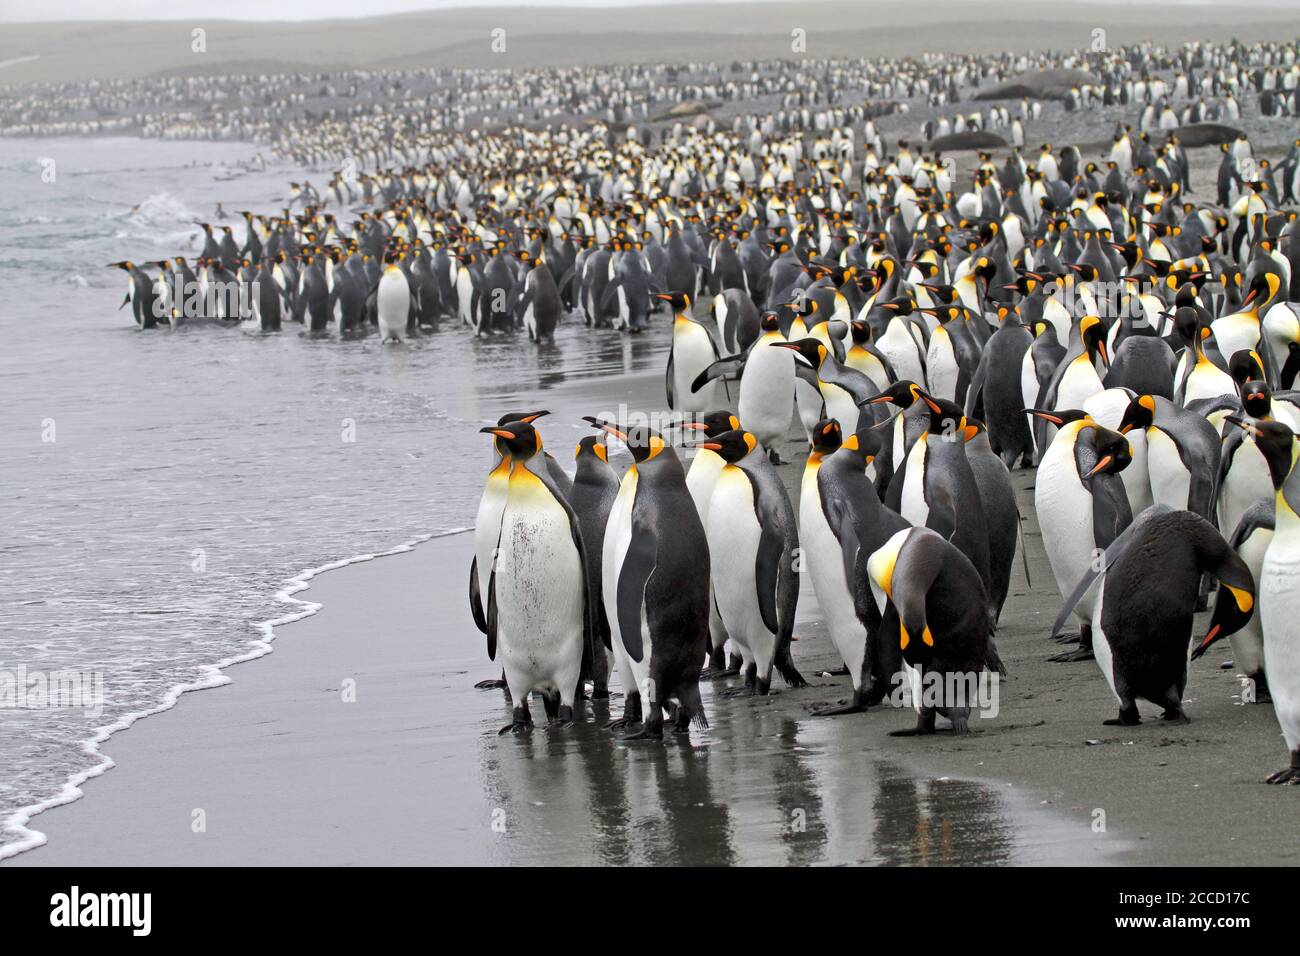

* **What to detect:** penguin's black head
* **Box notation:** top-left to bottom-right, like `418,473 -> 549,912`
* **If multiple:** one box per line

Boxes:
917,392 -> 968,438
1081,424 -> 1132,479
654,291 -> 692,313
1080,315 -> 1110,367
759,311 -> 781,333
784,295 -> 819,319
863,379 -> 922,410
497,410 -> 549,426
1025,407 -> 1091,428
1118,394 -> 1157,434
584,418 -> 667,464
481,421 -> 541,459
1241,271 -> 1282,312
771,337 -> 825,369
1226,418 -> 1296,489
1193,567 -> 1257,662
879,296 -> 915,316
849,319 -> 871,346
574,434 -> 608,464
693,410 -> 742,438
842,424 -> 883,464
1240,381 -> 1272,420
1228,346 -> 1266,386
699,429 -> 758,464
809,418 -> 843,456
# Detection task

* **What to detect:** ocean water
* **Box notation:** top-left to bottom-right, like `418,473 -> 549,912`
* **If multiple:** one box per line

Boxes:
0,136 -> 671,856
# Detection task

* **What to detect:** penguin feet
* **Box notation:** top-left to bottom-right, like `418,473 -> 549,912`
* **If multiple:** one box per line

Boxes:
1160,708 -> 1190,724
621,712 -> 664,741
1264,753 -> 1300,785
474,677 -> 508,690
1048,647 -> 1095,663
498,705 -> 534,736
949,715 -> 971,735
548,704 -> 575,729
1103,705 -> 1141,726
719,685 -> 757,699
824,665 -> 851,677
767,448 -> 786,465
590,685 -> 611,701
606,717 -> 637,732
889,711 -> 938,736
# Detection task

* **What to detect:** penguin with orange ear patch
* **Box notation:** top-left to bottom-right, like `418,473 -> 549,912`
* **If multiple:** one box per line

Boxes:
866,526 -> 994,735
1055,506 -> 1255,726
477,420 -> 592,735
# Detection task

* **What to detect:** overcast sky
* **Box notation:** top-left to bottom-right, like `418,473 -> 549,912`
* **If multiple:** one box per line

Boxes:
0,0 -> 1273,24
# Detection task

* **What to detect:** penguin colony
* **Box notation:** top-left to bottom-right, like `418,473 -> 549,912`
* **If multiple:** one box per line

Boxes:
91,37 -> 1300,782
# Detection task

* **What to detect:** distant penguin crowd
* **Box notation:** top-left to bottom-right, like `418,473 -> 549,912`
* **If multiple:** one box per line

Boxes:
86,33 -> 1300,782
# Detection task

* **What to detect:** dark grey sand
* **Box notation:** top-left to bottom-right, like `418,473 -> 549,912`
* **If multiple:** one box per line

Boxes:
3,2 -> 1299,86
8,347 -> 1297,866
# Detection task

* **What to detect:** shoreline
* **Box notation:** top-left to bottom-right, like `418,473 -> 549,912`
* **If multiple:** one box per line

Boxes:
0,528 -> 465,863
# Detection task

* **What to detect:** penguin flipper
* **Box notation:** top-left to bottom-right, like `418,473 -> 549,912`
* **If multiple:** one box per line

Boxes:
665,348 -> 676,409
691,354 -> 746,393
485,569 -> 499,662
826,496 -> 861,593
469,556 -> 488,635
1051,505 -> 1172,638
793,358 -> 820,390
616,523 -> 658,664
751,478 -> 792,637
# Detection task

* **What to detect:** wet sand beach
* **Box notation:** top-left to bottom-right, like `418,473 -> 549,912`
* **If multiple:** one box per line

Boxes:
9,354 -> 1296,867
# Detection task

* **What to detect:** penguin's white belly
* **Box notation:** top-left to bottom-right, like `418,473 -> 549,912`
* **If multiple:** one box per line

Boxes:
672,324 -> 719,412
376,273 -> 408,340
603,473 -> 640,689
1182,364 -> 1236,405
878,322 -> 923,385
707,472 -> 775,672
456,272 -> 475,325
898,440 -> 929,527
1091,585 -> 1119,699
1261,526 -> 1300,750
1146,427 -> 1191,511
799,486 -> 868,684
821,382 -> 860,434
473,465 -> 511,608
494,493 -> 584,698
1054,360 -> 1102,413
1219,441 -> 1271,535
1230,526 -> 1272,682
1021,351 -> 1040,427
795,377 -> 823,440
739,345 -> 794,447
1036,445 -> 1100,622
1210,315 -> 1260,362
925,330 -> 958,400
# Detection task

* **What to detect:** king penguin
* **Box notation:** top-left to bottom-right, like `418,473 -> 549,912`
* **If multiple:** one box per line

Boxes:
700,428 -> 807,695
662,291 -> 723,414
866,526 -> 994,735
569,434 -> 620,700
1028,409 -> 1133,661
1056,506 -> 1254,726
477,420 -> 592,734
588,418 -> 710,739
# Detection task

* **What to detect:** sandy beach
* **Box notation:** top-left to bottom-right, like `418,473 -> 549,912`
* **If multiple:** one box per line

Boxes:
8,353 -> 1296,867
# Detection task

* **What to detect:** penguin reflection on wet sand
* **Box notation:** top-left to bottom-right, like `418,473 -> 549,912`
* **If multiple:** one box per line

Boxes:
587,418 -> 710,739
866,527 -> 994,736
699,429 -> 805,695
1056,506 -> 1255,727
476,420 -> 593,734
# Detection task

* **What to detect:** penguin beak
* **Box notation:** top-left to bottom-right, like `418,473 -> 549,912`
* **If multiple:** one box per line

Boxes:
679,422 -> 708,432
1084,454 -> 1114,478
480,428 -> 514,439
865,395 -> 894,406
1241,287 -> 1259,309
1024,408 -> 1064,425
920,394 -> 943,415
583,416 -> 628,442
1225,416 -> 1259,437
770,342 -> 800,351
653,293 -> 673,302
518,411 -> 550,423
1097,342 -> 1110,367
698,442 -> 723,451
1190,624 -> 1221,661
